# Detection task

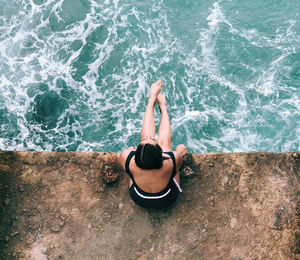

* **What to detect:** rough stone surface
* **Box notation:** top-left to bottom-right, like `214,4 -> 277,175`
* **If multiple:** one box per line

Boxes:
0,151 -> 299,259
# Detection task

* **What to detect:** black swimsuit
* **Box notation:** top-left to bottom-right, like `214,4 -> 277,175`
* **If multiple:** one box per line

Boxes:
125,151 -> 182,209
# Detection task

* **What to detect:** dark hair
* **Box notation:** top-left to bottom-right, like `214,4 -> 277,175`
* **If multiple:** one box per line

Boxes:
135,143 -> 169,170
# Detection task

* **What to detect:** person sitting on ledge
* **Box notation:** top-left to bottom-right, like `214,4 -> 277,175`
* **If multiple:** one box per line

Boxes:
119,80 -> 187,209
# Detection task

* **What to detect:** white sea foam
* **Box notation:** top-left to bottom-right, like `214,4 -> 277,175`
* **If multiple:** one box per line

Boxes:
0,0 -> 299,153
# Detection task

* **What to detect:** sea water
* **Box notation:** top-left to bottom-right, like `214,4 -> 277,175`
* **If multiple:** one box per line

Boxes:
0,0 -> 299,153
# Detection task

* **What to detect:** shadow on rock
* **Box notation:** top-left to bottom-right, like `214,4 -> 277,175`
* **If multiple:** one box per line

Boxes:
180,153 -> 201,178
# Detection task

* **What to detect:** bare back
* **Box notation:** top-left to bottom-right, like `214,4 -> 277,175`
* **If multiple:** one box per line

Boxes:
128,153 -> 174,193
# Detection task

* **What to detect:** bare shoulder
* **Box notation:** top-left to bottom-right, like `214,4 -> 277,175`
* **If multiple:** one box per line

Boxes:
173,151 -> 183,165
119,147 -> 135,170
162,150 -> 182,171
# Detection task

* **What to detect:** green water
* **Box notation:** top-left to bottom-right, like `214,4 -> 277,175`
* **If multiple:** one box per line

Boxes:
0,0 -> 299,152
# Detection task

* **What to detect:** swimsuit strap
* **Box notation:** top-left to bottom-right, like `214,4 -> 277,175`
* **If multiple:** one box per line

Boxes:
125,151 -> 135,182
163,151 -> 177,179
125,150 -> 177,182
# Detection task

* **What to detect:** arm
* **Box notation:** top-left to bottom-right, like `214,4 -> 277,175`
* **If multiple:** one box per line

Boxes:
119,147 -> 135,171
174,144 -> 187,171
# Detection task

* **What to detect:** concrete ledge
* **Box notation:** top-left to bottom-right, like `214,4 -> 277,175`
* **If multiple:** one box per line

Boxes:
0,151 -> 299,259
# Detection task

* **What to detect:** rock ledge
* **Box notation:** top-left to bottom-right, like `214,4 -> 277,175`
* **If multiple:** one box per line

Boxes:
0,151 -> 299,259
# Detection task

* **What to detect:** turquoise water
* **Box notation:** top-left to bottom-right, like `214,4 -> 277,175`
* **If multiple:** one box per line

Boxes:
0,0 -> 299,153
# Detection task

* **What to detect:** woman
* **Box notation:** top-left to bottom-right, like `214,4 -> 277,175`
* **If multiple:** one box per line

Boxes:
119,80 -> 187,209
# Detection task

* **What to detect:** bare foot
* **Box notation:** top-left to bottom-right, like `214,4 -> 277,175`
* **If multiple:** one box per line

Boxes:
149,80 -> 163,99
157,93 -> 167,109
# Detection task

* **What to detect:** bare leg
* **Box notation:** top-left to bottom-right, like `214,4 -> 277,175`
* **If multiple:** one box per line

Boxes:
157,94 -> 172,151
157,94 -> 182,185
141,80 -> 162,140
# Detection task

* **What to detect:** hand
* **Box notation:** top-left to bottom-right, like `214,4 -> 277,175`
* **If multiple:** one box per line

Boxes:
149,80 -> 163,98
176,144 -> 187,156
